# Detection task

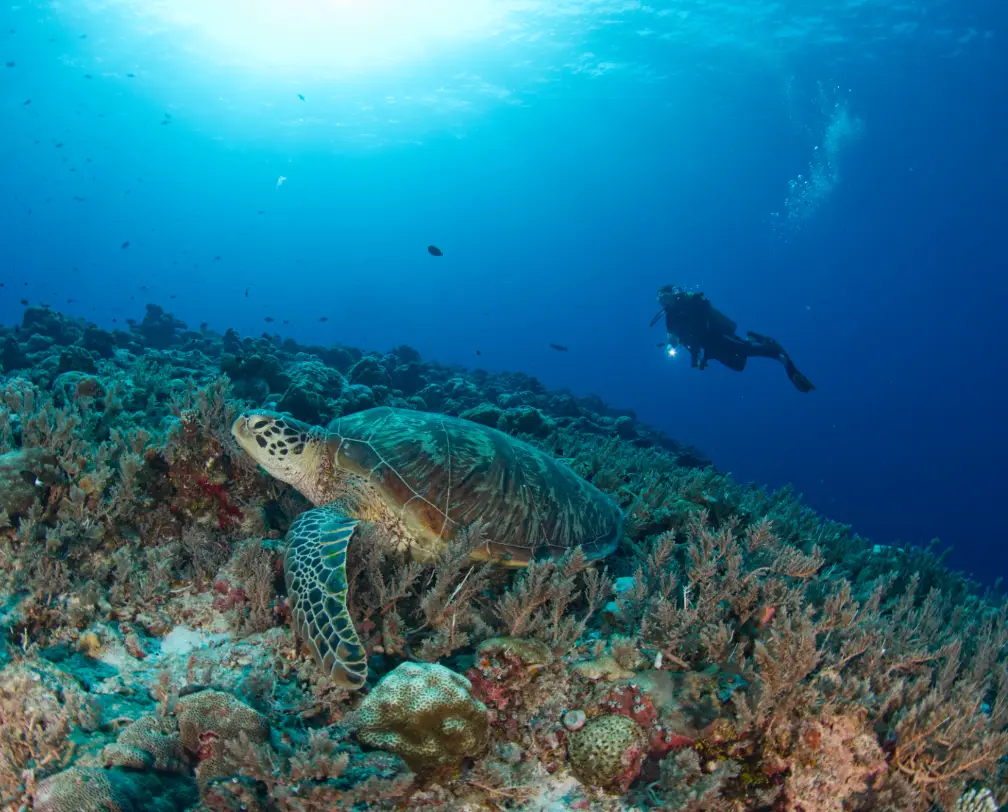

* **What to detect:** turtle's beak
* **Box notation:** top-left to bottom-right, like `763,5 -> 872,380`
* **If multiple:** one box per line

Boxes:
231,414 -> 257,457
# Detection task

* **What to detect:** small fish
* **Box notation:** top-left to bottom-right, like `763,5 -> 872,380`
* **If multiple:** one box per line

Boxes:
549,343 -> 569,352
19,298 -> 28,305
139,285 -> 148,291
67,298 -> 74,303
169,294 -> 176,299
427,245 -> 443,257
5,61 -> 14,68
23,99 -> 30,105
73,195 -> 85,201
257,210 -> 265,215
55,142 -> 63,148
126,72 -> 135,78
121,241 -> 130,249
84,73 -> 91,79
245,287 -> 249,298
0,282 -> 3,286
318,316 -> 329,322
282,320 -> 289,325
264,316 -> 275,323
213,255 -> 220,261
276,175 -> 287,188
298,94 -> 305,101
476,350 -> 481,356
112,318 -> 117,323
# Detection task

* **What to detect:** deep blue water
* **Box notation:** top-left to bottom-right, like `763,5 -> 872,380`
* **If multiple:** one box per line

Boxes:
2,1 -> 1005,582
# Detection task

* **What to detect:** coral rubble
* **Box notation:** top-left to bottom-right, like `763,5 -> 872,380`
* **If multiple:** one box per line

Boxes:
0,304 -> 1005,811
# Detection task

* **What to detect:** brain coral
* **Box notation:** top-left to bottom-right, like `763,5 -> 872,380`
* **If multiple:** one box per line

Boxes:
358,662 -> 490,772
567,713 -> 648,792
174,689 -> 271,785
33,768 -> 127,812
102,715 -> 188,773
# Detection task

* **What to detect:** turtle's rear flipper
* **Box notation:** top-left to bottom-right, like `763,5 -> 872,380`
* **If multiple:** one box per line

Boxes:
283,505 -> 369,689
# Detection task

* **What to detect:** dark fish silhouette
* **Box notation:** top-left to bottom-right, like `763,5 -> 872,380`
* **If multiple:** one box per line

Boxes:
213,255 -> 220,261
84,74 -> 91,79
319,316 -> 329,322
264,317 -> 275,323
476,350 -> 481,356
298,94 -> 305,101
427,245 -> 443,257
549,343 -> 569,352
5,61 -> 14,68
126,73 -> 135,78
19,299 -> 28,305
23,99 -> 30,105
73,196 -> 85,201
121,241 -> 130,249
245,287 -> 249,297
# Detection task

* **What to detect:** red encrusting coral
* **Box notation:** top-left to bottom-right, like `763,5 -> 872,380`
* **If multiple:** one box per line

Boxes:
601,681 -> 694,757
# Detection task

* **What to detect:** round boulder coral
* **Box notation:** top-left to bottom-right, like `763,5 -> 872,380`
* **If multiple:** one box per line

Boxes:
567,713 -> 648,792
358,662 -> 490,773
33,767 -> 131,812
174,689 -> 271,785
102,715 -> 187,773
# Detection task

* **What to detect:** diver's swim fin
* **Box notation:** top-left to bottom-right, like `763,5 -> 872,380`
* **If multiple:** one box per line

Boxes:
785,359 -> 815,393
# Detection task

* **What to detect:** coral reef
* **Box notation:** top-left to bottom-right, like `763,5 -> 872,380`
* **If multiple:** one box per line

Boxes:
0,303 -> 1005,811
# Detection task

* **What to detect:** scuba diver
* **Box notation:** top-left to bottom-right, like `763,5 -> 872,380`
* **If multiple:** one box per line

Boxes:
650,285 -> 815,393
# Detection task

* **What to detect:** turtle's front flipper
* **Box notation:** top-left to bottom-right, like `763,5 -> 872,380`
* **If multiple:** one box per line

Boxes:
283,505 -> 368,689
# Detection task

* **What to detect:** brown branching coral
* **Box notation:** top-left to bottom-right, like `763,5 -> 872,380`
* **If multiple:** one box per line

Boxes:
0,660 -> 98,807
494,547 -> 612,655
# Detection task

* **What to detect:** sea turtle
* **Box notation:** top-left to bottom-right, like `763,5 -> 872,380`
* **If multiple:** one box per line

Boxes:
231,406 -> 624,688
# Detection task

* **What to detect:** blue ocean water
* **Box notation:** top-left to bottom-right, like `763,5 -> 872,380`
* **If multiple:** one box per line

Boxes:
1,1 -> 1005,581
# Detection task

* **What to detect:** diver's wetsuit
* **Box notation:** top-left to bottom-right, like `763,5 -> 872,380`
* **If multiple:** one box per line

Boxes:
652,285 -> 815,393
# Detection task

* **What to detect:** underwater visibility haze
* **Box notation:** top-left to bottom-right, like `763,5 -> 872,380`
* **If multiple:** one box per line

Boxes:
1,0 -> 1007,810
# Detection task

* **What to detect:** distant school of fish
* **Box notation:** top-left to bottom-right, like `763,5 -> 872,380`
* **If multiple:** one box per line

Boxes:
2,69 -> 570,354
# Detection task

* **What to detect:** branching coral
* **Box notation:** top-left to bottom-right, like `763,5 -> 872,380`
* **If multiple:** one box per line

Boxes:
494,547 -> 612,655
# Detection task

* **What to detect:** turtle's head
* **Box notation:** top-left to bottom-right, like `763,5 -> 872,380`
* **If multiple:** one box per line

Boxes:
231,410 -> 323,491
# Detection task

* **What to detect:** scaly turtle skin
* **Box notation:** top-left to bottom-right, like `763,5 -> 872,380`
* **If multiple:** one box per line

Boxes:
232,406 -> 624,688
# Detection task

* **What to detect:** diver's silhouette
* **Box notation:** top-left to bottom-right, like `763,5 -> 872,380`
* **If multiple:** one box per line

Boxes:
650,285 -> 814,393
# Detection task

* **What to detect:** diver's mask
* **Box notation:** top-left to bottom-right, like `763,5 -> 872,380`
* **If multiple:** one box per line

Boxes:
650,285 -> 685,328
